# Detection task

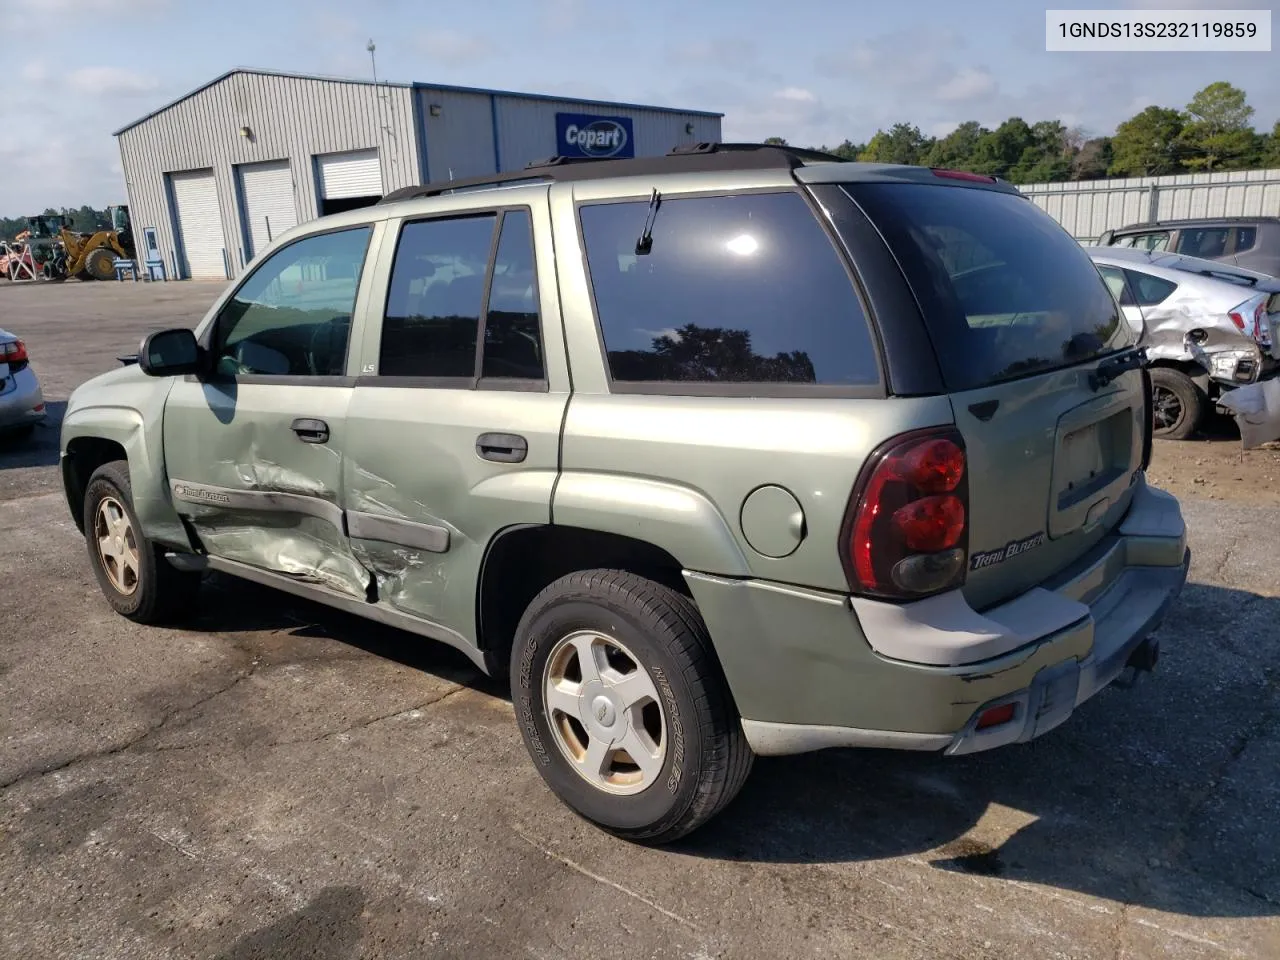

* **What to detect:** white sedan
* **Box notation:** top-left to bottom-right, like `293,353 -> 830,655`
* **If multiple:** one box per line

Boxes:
0,328 -> 46,440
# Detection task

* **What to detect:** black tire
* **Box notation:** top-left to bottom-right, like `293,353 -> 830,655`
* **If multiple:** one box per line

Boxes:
1149,367 -> 1206,441
83,247 -> 116,282
83,459 -> 201,624
511,569 -> 753,844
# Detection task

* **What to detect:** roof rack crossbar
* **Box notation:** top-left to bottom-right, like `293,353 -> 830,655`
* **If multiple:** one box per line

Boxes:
377,141 -> 852,205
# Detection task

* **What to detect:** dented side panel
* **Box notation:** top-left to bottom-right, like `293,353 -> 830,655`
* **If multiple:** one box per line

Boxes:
161,378 -> 371,598
340,388 -> 566,642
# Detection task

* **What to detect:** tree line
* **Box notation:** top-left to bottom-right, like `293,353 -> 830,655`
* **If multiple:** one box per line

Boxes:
0,206 -> 112,241
769,81 -> 1280,184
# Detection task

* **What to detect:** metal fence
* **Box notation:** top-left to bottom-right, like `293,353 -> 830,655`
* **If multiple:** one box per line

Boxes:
1018,168 -> 1280,243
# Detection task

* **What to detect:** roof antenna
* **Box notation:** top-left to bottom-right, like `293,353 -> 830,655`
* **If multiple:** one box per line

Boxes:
367,39 -> 378,84
635,188 -> 662,255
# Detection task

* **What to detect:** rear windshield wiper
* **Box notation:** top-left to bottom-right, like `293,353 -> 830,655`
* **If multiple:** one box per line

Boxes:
635,188 -> 662,256
1090,346 -> 1147,391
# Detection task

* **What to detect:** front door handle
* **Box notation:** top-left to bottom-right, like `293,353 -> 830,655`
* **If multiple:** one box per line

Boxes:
291,417 -> 330,444
476,432 -> 527,463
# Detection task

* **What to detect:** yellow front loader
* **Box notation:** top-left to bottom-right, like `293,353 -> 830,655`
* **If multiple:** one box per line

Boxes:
27,206 -> 135,281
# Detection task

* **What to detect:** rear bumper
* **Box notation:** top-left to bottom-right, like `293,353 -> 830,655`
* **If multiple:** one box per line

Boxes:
941,548 -> 1187,756
0,367 -> 46,432
685,477 -> 1189,757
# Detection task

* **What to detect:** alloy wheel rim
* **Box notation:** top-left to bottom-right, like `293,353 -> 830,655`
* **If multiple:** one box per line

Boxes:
542,630 -> 667,796
1152,385 -> 1182,431
95,496 -> 140,596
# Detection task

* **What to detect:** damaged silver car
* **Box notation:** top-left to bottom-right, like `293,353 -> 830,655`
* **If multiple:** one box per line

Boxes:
1087,246 -> 1280,439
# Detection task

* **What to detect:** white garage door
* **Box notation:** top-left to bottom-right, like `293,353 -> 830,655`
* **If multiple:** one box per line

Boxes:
169,169 -> 225,279
316,149 -> 382,199
238,160 -> 298,259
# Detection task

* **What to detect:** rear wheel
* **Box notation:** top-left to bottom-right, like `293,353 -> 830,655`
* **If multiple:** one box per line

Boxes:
83,459 -> 201,623
1149,367 -> 1206,440
83,247 -> 116,281
511,569 -> 753,844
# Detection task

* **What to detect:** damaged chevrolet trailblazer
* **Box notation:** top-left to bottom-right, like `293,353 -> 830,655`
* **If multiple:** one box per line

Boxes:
60,144 -> 1190,844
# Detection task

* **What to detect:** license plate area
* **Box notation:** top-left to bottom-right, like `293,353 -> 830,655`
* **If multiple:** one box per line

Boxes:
1049,397 -> 1138,538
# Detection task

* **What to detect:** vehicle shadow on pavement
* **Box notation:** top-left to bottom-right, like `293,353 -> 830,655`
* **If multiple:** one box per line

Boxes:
186,573 -> 498,693
173,572 -> 1277,919
672,579 -> 1279,919
0,400 -> 65,469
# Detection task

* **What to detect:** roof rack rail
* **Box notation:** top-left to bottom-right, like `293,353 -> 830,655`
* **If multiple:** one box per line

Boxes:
377,141 -> 849,205
668,141 -> 850,164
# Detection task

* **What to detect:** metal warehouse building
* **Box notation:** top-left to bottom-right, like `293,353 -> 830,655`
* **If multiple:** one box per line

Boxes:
114,68 -> 723,280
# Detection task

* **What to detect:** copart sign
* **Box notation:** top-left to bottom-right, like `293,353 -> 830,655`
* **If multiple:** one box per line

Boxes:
556,113 -> 635,159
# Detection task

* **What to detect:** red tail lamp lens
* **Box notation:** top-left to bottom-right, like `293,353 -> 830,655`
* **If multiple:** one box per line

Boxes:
1,340 -> 28,363
893,495 -> 965,552
845,428 -> 969,599
902,438 -> 965,493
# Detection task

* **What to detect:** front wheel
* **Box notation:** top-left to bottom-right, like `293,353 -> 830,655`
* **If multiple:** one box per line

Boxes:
511,569 -> 753,845
83,459 -> 201,623
83,247 -> 117,281
1149,367 -> 1206,441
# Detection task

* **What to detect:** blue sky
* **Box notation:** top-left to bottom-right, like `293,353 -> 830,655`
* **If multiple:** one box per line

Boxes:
1,0 -> 1276,216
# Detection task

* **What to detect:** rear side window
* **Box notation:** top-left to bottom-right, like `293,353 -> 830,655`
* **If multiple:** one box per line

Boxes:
1176,227 -> 1229,259
1233,226 -> 1257,253
379,209 -> 545,382
1122,268 -> 1177,306
845,183 -> 1131,392
578,191 -> 879,390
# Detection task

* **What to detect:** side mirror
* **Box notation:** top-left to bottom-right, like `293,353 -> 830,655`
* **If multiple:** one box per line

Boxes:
138,328 -> 202,377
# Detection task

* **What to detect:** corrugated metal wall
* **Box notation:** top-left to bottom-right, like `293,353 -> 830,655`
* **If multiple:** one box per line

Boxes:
492,96 -> 722,173
116,71 -> 420,278
1020,168 -> 1280,242
417,88 -> 497,182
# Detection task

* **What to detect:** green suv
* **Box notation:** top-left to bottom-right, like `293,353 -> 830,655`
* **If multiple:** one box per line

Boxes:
60,144 -> 1189,843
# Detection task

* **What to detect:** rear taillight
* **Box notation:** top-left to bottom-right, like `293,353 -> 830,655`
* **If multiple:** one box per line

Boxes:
1,339 -> 28,369
1229,296 -> 1272,347
1254,301 -> 1271,346
1140,366 -> 1154,469
842,428 -> 969,601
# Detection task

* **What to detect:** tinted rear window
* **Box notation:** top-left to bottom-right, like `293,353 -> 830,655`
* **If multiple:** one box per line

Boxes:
579,191 -> 880,390
845,183 -> 1131,391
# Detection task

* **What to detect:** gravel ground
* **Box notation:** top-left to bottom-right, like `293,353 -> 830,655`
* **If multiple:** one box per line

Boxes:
1,279 -> 1277,959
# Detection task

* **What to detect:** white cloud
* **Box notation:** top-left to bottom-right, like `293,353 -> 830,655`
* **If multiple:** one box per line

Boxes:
776,87 -> 817,103
66,67 -> 159,97
937,67 -> 996,103
20,61 -> 48,83
416,29 -> 496,67
929,120 -> 961,138
663,39 -> 780,84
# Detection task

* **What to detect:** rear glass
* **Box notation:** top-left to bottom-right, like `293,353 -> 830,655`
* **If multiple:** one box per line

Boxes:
845,183 -> 1131,391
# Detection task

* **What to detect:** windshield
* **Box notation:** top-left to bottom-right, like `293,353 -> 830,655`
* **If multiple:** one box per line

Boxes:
845,183 -> 1133,392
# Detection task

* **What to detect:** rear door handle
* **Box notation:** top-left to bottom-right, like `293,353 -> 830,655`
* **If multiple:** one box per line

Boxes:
476,432 -> 527,463
291,417 -> 329,444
